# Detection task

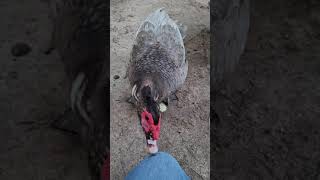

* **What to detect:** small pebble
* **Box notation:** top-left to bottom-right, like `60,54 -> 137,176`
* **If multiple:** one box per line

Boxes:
11,42 -> 31,57
113,75 -> 120,79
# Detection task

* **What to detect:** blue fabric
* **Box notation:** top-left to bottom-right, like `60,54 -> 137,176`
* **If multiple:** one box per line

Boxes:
125,152 -> 190,180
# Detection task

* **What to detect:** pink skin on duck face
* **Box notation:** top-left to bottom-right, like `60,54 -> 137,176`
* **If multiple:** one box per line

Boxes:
140,109 -> 161,153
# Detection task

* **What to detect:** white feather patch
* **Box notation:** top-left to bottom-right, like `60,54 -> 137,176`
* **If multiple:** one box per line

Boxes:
159,103 -> 167,112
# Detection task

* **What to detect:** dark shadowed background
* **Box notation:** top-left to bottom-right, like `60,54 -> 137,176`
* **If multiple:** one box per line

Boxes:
211,0 -> 320,179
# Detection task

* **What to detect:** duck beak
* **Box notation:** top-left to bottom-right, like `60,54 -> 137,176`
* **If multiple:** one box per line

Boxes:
146,139 -> 158,154
139,109 -> 160,154
145,132 -> 158,154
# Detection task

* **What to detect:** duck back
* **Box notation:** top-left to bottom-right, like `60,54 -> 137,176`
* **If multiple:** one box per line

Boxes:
129,8 -> 188,99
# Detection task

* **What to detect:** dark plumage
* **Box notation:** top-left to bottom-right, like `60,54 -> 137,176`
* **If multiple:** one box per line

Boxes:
141,86 -> 160,125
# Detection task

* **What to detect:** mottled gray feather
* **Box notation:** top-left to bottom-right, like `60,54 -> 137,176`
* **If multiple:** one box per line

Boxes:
128,8 -> 188,101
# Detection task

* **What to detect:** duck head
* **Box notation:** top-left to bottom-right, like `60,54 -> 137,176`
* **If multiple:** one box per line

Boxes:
133,84 -> 161,154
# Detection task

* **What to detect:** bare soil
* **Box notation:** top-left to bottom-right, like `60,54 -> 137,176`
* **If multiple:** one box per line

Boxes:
2,0 -> 317,180
110,0 -> 210,179
0,0 -> 91,179
0,0 -> 210,179
212,0 -> 320,179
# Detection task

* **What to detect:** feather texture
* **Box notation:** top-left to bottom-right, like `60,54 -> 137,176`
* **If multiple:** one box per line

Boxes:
128,8 -> 188,102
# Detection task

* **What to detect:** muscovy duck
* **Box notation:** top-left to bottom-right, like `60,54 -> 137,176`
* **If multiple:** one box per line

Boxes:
127,8 -> 188,154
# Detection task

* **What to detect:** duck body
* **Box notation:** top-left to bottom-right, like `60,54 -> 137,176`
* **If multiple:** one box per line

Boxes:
128,8 -> 188,103
127,8 -> 188,153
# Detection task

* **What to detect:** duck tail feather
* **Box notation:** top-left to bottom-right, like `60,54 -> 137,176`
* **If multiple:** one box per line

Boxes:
175,20 -> 187,39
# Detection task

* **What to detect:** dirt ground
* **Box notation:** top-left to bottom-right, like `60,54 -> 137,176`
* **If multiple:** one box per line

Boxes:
110,0 -> 210,179
212,0 -> 320,179
0,0 -> 210,180
1,0 -> 318,179
0,0 -> 91,179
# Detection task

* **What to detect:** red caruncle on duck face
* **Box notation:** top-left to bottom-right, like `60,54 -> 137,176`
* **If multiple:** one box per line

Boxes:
140,108 -> 161,140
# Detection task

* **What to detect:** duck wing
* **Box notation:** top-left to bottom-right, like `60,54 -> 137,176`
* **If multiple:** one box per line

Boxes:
131,8 -> 186,67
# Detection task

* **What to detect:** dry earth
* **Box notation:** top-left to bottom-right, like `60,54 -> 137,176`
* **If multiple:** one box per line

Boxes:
0,0 -> 90,179
0,0 -> 210,179
110,0 -> 210,179
212,0 -> 320,179
3,0 -> 316,180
